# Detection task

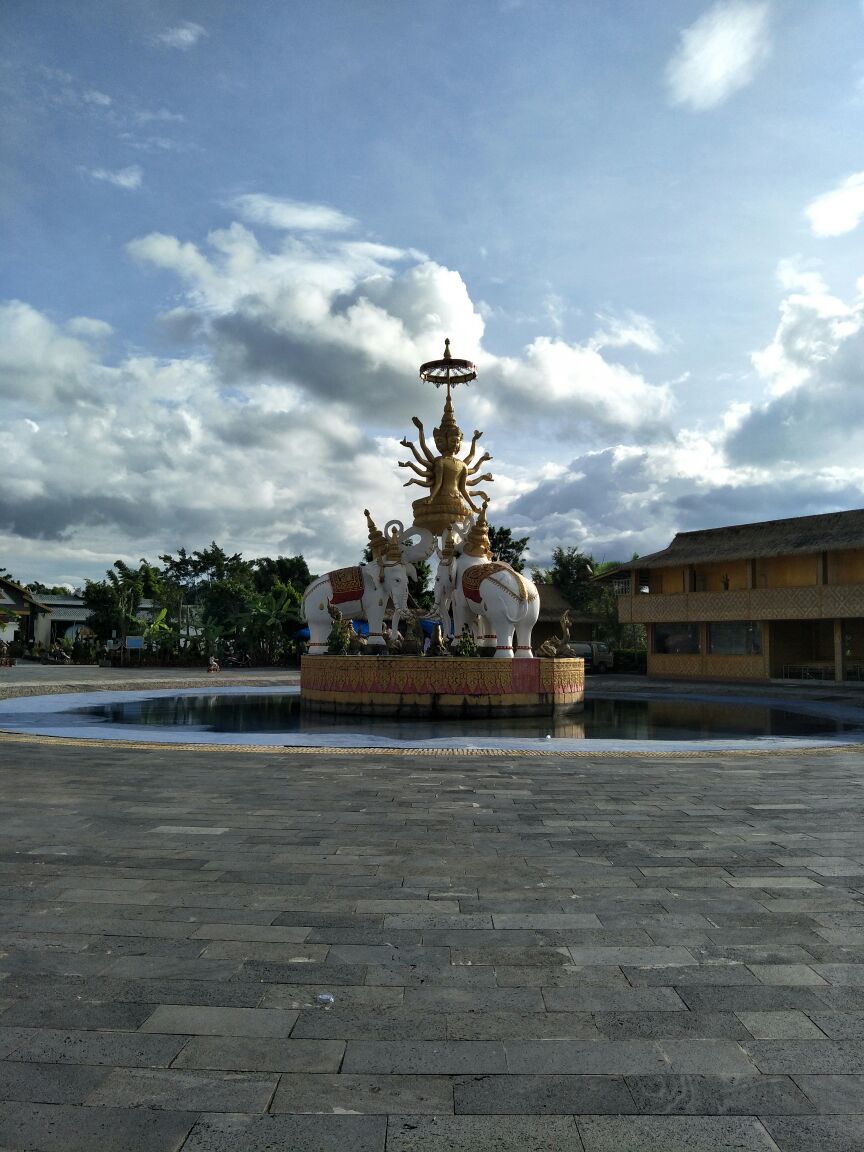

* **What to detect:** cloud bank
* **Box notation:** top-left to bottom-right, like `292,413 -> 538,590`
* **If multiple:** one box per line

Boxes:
2,199 -> 863,586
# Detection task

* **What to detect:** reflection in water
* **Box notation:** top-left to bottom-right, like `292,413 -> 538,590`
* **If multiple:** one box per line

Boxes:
71,693 -> 859,742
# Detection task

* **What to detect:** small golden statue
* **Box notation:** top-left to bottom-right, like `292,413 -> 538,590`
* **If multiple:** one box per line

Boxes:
399,393 -> 493,537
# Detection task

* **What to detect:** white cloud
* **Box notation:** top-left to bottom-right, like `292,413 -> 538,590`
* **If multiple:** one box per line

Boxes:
156,22 -> 207,50
234,194 -> 356,233
66,317 -> 114,340
82,89 -> 112,107
590,310 -> 666,354
87,164 -> 143,190
806,172 -> 864,237
666,0 -> 771,111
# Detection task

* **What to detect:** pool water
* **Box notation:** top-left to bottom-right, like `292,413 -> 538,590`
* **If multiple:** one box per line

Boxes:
64,692 -> 861,742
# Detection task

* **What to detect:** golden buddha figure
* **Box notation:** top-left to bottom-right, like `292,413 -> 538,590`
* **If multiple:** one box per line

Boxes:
398,388 -> 494,537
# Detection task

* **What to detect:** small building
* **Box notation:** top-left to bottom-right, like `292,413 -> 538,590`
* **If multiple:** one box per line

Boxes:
33,594 -> 94,646
606,508 -> 864,682
0,578 -> 52,646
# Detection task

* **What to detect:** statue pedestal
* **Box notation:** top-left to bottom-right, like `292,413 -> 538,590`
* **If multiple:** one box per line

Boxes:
300,655 -> 584,717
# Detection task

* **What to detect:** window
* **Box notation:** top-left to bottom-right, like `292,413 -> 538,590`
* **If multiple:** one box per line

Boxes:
653,623 -> 700,654
708,621 -> 762,656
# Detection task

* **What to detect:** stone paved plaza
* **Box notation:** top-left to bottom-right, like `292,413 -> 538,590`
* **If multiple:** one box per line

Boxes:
1,673 -> 864,1149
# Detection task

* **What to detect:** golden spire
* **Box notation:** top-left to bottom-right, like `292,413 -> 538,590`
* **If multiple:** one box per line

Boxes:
440,527 -> 456,564
364,509 -> 386,561
463,501 -> 492,559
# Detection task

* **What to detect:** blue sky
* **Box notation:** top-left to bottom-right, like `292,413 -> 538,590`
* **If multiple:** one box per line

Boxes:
2,0 -> 864,586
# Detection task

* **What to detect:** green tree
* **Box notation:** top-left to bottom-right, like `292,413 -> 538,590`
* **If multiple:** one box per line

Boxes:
252,555 -> 313,595
533,547 -> 597,614
487,525 -> 530,573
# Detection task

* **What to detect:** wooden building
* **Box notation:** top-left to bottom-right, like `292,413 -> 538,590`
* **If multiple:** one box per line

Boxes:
606,509 -> 864,682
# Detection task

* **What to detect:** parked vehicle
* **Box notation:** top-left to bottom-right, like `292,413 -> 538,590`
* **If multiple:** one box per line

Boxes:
568,641 -> 614,673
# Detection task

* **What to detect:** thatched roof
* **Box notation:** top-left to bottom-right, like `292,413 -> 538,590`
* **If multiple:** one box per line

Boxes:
615,508 -> 864,571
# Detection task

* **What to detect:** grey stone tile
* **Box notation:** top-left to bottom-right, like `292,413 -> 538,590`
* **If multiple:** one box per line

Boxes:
342,1040 -> 507,1074
576,1114 -> 780,1151
504,1039 -> 757,1075
182,1112 -> 386,1151
270,1073 -> 454,1114
291,1007 -> 446,1040
0,1101 -> 196,1151
0,1060 -> 110,1104
761,1116 -> 864,1151
5,1027 -> 188,1067
543,987 -> 688,1013
385,1114 -> 580,1151
237,960 -> 366,985
405,987 -> 545,1013
812,964 -> 864,985
84,1066 -> 277,1111
805,1012 -> 864,1039
0,998 -> 155,1031
189,923 -> 313,942
139,1004 -> 298,1036
625,1073 -> 814,1114
259,984 -> 403,1011
102,955 -> 240,980
173,1035 -> 344,1072
446,1011 -> 601,1041
454,1073 -> 633,1114
736,1011 -> 827,1039
794,1074 -> 864,1112
745,1040 -> 864,1074
594,1012 -> 750,1040
199,940 -> 329,961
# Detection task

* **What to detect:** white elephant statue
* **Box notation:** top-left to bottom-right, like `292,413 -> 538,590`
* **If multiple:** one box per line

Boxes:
436,551 -> 540,659
302,521 -> 434,653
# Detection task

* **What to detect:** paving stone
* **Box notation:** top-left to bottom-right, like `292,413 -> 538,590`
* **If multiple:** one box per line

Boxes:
744,1039 -> 864,1074
269,1072 -> 454,1114
342,1040 -> 507,1074
793,1073 -> 864,1112
0,998 -> 155,1031
173,1036 -> 345,1072
453,1073 -> 633,1114
259,984 -> 403,1011
84,1066 -> 277,1111
446,1011 -> 601,1040
0,1101 -> 196,1151
292,1006 -> 446,1040
761,1115 -> 864,1151
139,1004 -> 298,1036
736,1011 -> 827,1039
385,1114 -> 579,1151
181,1112 -> 386,1151
543,987 -> 688,1013
0,1060 -> 110,1104
4,1027 -> 188,1067
594,1011 -> 750,1040
624,1073 -> 814,1114
576,1114 -> 781,1151
503,1038 -> 757,1075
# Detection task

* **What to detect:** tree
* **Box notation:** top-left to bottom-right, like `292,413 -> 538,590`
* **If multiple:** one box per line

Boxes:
487,525 -> 529,573
252,555 -> 313,595
533,547 -> 597,614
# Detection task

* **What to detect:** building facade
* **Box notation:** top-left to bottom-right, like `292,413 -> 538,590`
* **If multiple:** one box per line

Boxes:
610,509 -> 864,682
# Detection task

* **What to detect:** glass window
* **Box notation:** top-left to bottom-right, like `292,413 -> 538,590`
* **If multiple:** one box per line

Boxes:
708,621 -> 762,656
653,623 -> 700,654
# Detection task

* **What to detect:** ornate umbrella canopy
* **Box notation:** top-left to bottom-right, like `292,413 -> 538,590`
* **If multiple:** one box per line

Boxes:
418,338 -> 476,388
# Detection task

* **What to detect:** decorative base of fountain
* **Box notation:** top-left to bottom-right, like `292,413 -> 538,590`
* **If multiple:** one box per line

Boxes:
300,655 -> 584,717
